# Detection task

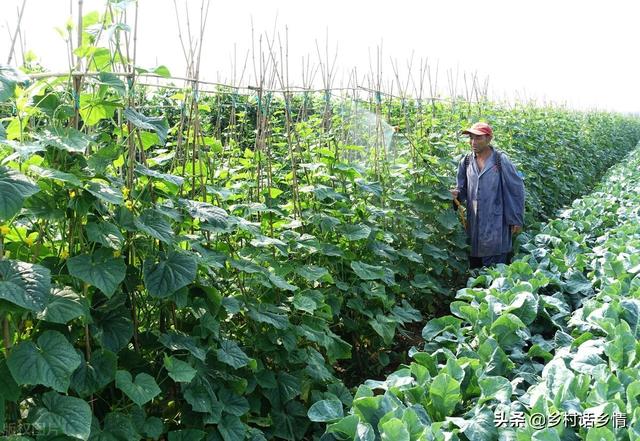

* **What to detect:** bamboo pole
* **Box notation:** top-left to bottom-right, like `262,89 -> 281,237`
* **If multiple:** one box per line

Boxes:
270,26 -> 301,219
6,0 -> 27,65
70,0 -> 84,130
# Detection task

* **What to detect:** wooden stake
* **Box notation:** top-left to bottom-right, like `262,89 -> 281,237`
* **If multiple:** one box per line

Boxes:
6,0 -> 27,65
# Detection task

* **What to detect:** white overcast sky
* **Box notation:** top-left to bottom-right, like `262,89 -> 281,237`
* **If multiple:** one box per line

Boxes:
2,0 -> 639,113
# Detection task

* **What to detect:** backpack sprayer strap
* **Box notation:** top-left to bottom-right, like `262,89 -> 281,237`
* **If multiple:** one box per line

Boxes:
464,148 -> 503,174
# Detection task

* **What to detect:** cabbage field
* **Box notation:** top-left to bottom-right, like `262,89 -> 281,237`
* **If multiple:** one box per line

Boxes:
2,5 -> 640,441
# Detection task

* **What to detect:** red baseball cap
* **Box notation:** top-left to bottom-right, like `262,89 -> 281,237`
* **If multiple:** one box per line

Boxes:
462,122 -> 493,137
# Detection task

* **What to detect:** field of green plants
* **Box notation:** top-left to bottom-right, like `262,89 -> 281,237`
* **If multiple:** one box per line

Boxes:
321,145 -> 640,441
2,6 -> 640,441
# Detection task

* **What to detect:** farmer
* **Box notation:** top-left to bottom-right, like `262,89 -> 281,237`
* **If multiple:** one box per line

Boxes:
450,122 -> 525,268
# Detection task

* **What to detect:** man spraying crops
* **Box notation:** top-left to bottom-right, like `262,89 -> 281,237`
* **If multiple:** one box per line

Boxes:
450,122 -> 525,268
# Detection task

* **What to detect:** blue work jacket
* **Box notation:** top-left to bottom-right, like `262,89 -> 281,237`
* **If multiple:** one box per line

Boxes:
456,148 -> 525,257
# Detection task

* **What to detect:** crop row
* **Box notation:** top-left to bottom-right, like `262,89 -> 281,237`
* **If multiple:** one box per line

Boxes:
319,144 -> 640,440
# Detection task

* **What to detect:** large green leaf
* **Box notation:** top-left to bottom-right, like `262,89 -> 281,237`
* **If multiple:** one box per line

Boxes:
101,411 -> 140,441
143,416 -> 165,440
351,261 -> 385,281
313,213 -> 341,232
356,180 -> 382,196
326,415 -> 359,439
369,314 -> 397,345
191,243 -> 227,270
422,316 -> 462,340
380,418 -> 410,441
569,339 -> 606,375
39,286 -> 89,324
307,399 -> 343,422
98,72 -> 126,96
351,396 -> 383,433
159,332 -> 207,361
543,359 -> 575,398
250,235 -> 288,249
0,65 -> 29,102
429,373 -> 460,421
86,180 -> 124,205
422,243 -> 448,260
292,290 -> 322,313
401,410 -> 426,441
312,185 -> 346,202
230,257 -> 265,275
490,313 -> 526,350
149,65 -> 172,77
391,301 -> 422,323
436,210 -> 459,230
247,304 -> 290,330
179,199 -> 229,229
184,378 -> 220,415
605,323 -> 636,370
115,370 -> 161,406
459,407 -> 499,441
268,273 -> 298,291
134,209 -> 175,244
412,273 -> 446,293
218,414 -> 247,441
29,165 -> 83,187
585,427 -> 616,441
398,248 -> 423,263
67,248 -> 126,297
305,348 -> 332,381
0,166 -> 40,219
478,376 -> 512,405
277,371 -> 301,402
328,383 -> 353,407
0,259 -> 50,312
79,92 -> 117,126
217,340 -> 250,369
143,251 -> 197,298
0,356 -> 19,401
272,401 -> 310,440
341,224 -> 371,241
71,349 -> 117,397
295,265 -> 330,282
30,391 -> 92,440
163,356 -> 197,383
86,221 -> 125,249
38,127 -> 92,153
504,291 -> 539,325
620,299 -> 640,335
3,140 -> 45,157
124,107 -> 169,144
93,301 -> 134,352
218,388 -> 250,417
136,164 -> 184,186
7,330 -> 81,392
564,271 -> 593,294
88,144 -> 121,173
